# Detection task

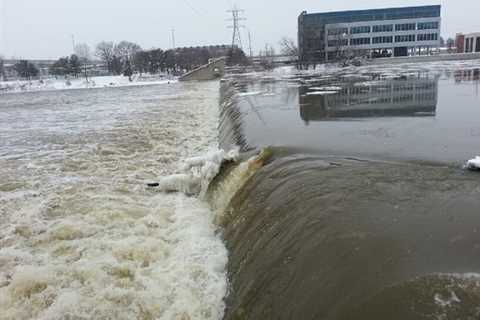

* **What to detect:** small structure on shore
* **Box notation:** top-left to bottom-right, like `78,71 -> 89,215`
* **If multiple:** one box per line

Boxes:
179,57 -> 226,81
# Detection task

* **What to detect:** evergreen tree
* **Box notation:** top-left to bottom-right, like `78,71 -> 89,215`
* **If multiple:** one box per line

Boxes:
123,59 -> 133,81
49,57 -> 71,77
14,60 -> 39,80
69,54 -> 81,78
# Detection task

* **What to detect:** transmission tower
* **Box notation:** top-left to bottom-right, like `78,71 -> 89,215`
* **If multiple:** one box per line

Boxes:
227,6 -> 246,49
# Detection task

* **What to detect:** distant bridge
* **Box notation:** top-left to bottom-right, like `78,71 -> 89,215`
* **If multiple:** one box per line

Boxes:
251,55 -> 298,65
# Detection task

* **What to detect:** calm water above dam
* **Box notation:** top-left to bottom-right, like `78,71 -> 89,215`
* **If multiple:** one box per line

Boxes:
223,61 -> 480,164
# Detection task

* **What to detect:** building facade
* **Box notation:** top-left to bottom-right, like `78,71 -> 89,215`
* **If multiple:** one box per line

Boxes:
456,33 -> 480,53
298,5 -> 441,62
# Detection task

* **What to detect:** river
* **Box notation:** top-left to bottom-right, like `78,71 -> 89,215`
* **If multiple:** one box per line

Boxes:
0,82 -> 227,320
2,59 -> 480,320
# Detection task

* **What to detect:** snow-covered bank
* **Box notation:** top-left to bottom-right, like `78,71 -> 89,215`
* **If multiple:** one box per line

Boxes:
0,75 -> 177,94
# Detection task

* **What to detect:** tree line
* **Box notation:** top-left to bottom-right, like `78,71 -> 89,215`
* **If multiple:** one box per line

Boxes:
48,40 -> 248,79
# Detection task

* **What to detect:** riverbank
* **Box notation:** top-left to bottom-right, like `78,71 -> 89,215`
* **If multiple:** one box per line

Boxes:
0,75 -> 176,94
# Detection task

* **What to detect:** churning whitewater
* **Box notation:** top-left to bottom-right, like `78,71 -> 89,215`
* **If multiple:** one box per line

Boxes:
0,83 -> 228,320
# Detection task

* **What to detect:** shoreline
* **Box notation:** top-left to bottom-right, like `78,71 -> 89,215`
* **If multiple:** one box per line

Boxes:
0,75 -> 178,95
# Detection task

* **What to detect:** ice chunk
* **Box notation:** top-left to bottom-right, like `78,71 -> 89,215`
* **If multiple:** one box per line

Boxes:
152,148 -> 240,196
466,156 -> 480,170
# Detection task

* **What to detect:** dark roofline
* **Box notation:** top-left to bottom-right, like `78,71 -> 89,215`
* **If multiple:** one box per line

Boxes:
300,5 -> 441,18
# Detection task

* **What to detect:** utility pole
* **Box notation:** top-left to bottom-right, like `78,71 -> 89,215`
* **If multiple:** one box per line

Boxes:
71,35 -> 76,53
227,5 -> 246,50
171,28 -> 176,49
1,0 -> 7,56
248,29 -> 253,58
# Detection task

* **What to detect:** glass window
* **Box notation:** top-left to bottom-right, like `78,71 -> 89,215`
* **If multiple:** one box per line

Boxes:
372,36 -> 393,44
328,27 -> 349,36
350,37 -> 371,45
351,26 -> 371,34
372,24 -> 393,33
417,33 -> 438,41
395,34 -> 416,42
417,22 -> 439,30
395,23 -> 416,31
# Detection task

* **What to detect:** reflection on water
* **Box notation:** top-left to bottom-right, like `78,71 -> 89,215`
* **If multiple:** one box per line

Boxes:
454,68 -> 480,83
300,76 -> 438,122
221,64 -> 480,163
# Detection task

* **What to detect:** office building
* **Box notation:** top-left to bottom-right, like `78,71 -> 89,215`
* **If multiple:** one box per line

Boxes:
298,5 -> 441,62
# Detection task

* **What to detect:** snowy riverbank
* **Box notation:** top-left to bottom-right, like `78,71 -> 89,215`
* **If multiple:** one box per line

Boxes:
0,75 -> 177,94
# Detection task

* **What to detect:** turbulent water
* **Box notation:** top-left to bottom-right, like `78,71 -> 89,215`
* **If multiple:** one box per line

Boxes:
0,83 -> 228,320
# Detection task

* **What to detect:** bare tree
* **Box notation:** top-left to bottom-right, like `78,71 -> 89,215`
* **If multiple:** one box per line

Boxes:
0,55 -> 5,81
446,38 -> 455,53
115,41 -> 142,62
75,43 -> 91,82
279,37 -> 299,68
279,37 -> 298,57
258,44 -> 276,70
95,41 -> 115,73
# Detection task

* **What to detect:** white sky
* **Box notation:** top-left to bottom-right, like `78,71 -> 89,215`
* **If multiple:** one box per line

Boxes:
1,0 -> 479,59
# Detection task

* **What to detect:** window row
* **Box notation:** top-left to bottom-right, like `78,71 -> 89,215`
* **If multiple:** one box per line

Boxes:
328,21 -> 440,36
417,33 -> 438,41
351,26 -> 371,34
417,22 -> 439,30
372,24 -> 393,33
327,33 -> 439,47
395,23 -> 416,31
395,34 -> 416,42
327,28 -> 349,36
350,37 -> 371,45
372,36 -> 393,44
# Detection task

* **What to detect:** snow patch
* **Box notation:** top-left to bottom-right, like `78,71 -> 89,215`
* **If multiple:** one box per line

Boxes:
0,75 -> 176,94
306,91 -> 338,96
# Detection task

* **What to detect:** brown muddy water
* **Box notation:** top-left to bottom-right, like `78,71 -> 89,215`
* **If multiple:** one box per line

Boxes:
215,60 -> 480,320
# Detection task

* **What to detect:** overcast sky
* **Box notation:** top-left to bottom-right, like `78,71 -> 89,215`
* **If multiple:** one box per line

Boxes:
1,0 -> 479,59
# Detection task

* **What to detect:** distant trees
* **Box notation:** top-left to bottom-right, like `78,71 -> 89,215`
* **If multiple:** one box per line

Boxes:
115,41 -> 142,62
14,60 -> 39,80
446,38 -> 455,53
74,43 -> 91,82
95,41 -> 115,73
49,57 -> 71,77
258,44 -> 276,70
49,41 -> 249,78
95,41 -> 142,76
49,54 -> 82,78
227,47 -> 249,66
0,57 -> 5,81
69,54 -> 81,78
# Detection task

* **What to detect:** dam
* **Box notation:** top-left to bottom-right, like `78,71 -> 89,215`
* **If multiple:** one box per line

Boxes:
213,59 -> 480,320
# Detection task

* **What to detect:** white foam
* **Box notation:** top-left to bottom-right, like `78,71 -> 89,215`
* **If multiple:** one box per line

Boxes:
0,81 -> 228,319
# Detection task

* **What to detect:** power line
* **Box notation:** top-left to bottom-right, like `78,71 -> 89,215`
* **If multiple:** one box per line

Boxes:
181,0 -> 203,16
